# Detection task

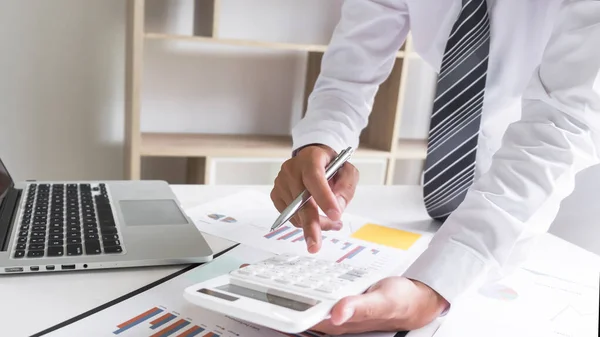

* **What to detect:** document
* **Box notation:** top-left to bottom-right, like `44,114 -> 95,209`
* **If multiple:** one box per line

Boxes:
433,261 -> 599,337
186,190 -> 433,276
44,245 -> 400,337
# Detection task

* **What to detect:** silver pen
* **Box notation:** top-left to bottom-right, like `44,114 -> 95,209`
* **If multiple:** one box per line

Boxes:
269,146 -> 355,232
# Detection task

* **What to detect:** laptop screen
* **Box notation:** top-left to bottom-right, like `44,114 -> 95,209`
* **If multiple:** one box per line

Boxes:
0,158 -> 14,208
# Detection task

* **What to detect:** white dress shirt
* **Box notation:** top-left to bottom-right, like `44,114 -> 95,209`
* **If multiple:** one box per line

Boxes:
291,0 -> 600,306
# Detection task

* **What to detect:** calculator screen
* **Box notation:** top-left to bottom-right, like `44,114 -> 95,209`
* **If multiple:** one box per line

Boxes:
213,283 -> 319,312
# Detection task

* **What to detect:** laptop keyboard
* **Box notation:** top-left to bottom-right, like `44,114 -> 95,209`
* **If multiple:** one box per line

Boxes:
12,183 -> 124,259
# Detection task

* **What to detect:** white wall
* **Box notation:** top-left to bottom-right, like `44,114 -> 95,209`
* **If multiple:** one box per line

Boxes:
0,0 -> 435,185
0,0 -> 125,182
140,0 -> 436,185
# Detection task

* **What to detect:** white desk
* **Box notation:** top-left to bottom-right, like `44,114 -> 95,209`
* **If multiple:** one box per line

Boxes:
1,185 -> 598,337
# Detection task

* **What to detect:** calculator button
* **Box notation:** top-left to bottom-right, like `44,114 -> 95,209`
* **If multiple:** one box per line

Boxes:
348,268 -> 369,276
338,274 -> 359,282
294,280 -> 321,289
313,274 -> 332,281
287,273 -> 305,281
315,284 -> 338,294
295,266 -> 314,274
314,260 -> 331,266
293,283 -> 310,288
323,268 -> 343,276
295,258 -> 313,265
240,265 -> 260,272
331,279 -> 351,286
257,263 -> 275,270
274,278 -> 292,285
307,276 -> 323,283
233,269 -> 252,276
255,272 -> 277,279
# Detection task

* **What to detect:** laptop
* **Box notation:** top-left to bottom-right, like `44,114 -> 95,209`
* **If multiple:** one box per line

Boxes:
0,156 -> 213,274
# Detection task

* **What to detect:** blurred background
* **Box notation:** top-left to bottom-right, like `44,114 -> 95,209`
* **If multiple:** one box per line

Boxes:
0,0 -> 598,255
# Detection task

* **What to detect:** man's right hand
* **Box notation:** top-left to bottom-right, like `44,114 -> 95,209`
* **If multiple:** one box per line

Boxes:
270,144 -> 359,254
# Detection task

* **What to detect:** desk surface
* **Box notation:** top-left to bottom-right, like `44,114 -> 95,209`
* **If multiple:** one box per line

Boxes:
1,185 -> 598,337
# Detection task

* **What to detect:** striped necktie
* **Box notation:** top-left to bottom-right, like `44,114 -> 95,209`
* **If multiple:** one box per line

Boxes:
423,0 -> 490,221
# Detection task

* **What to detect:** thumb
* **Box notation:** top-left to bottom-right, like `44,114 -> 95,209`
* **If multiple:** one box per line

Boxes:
330,162 -> 359,213
329,283 -> 387,325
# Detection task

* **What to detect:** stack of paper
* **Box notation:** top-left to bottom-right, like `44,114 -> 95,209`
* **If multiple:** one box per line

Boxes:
433,257 -> 599,337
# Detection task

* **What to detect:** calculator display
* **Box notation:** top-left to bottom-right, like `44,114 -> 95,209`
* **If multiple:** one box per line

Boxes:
214,284 -> 319,311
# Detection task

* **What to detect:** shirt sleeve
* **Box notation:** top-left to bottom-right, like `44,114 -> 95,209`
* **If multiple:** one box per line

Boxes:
403,0 -> 600,306
291,0 -> 410,154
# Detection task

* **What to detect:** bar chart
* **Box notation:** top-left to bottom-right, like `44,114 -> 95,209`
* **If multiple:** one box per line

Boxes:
207,213 -> 237,223
262,226 -> 388,265
190,191 -> 432,277
112,306 -> 221,337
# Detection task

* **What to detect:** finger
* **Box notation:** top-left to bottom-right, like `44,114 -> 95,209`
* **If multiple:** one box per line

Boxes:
299,199 -> 322,253
270,180 -> 289,212
302,162 -> 341,221
330,163 -> 359,213
239,264 -> 250,268
271,196 -> 288,215
318,215 -> 343,231
329,284 -> 390,326
279,180 -> 341,231
271,180 -> 303,228
282,166 -> 307,199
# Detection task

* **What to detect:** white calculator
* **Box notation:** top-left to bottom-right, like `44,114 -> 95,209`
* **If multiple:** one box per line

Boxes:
183,253 -> 386,333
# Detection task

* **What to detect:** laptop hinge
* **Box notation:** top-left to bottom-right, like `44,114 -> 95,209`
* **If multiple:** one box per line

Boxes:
0,188 -> 21,252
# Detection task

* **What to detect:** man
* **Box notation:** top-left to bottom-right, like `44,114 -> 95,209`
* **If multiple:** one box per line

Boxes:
270,0 -> 600,334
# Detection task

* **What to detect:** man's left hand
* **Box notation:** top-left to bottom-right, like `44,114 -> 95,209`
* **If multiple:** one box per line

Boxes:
311,276 -> 449,335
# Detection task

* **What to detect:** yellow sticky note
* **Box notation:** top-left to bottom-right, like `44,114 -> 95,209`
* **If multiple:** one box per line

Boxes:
351,223 -> 421,250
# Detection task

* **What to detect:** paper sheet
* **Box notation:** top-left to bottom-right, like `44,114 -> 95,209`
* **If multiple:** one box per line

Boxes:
432,263 -> 600,337
44,245 -> 399,337
186,190 -> 433,276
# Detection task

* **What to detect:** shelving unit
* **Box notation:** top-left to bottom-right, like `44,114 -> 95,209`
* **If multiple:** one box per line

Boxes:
124,0 -> 428,185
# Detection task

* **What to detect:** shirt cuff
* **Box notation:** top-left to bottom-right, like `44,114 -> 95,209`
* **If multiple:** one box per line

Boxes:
402,240 -> 488,315
292,130 -> 352,156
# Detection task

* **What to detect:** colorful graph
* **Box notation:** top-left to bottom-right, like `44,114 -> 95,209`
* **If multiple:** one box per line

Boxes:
207,214 -> 237,223
113,306 -> 220,336
261,226 -> 384,265
337,245 -> 366,263
264,226 -> 290,239
207,214 -> 225,220
277,229 -> 302,241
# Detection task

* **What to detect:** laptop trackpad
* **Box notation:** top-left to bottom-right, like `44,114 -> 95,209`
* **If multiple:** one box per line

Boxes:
119,200 -> 188,226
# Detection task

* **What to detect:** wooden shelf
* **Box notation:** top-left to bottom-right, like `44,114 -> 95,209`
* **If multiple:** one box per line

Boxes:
125,0 -> 431,185
395,139 -> 428,159
140,132 -> 392,159
145,33 -> 406,58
